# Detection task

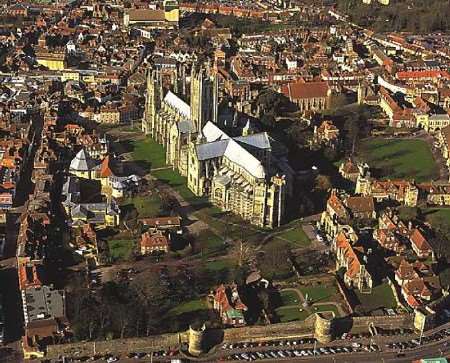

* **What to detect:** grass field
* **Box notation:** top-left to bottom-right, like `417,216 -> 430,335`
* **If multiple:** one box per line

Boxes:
121,193 -> 161,218
275,227 -> 311,247
166,298 -> 208,317
132,137 -> 167,169
195,209 -> 270,245
356,282 -> 397,311
152,168 -> 199,202
423,208 -> 450,229
275,307 -> 310,323
108,239 -> 135,260
131,138 -> 205,204
204,259 -> 234,272
359,138 -> 438,182
280,290 -> 301,306
300,285 -> 337,303
196,230 -> 226,256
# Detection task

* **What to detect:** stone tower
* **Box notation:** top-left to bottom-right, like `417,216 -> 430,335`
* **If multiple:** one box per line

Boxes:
188,323 -> 206,356
314,312 -> 335,344
190,66 -> 218,132
143,68 -> 161,136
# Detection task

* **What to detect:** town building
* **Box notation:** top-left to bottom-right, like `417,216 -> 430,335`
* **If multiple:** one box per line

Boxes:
213,284 -> 247,327
332,230 -> 373,293
140,231 -> 170,254
281,81 -> 331,113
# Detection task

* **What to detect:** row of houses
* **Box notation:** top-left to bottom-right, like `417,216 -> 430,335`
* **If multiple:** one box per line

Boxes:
321,189 -> 442,312
15,101 -> 68,359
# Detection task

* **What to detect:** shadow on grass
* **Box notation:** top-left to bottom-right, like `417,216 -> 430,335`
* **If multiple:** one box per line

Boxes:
116,139 -> 135,154
122,160 -> 151,177
166,309 -> 210,332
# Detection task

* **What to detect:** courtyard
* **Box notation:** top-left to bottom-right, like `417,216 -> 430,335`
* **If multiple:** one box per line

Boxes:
274,282 -> 346,323
355,282 -> 397,313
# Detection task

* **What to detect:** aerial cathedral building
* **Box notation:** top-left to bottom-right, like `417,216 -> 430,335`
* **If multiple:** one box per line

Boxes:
142,64 -> 290,228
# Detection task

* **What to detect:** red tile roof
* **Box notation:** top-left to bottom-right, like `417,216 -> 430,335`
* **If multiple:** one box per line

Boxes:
99,156 -> 113,178
335,232 -> 362,279
409,228 -> 432,252
281,81 -> 330,100
140,232 -> 169,249
396,70 -> 450,80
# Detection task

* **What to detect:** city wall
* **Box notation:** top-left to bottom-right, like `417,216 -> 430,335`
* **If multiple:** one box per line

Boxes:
46,314 -> 413,359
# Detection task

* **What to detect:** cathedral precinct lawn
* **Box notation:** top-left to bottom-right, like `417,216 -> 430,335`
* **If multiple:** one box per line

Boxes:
275,226 -> 311,247
355,282 -> 397,311
299,285 -> 338,304
423,208 -> 450,230
132,136 -> 167,169
359,138 -> 438,182
280,290 -> 301,306
107,239 -> 136,261
196,229 -> 226,256
166,298 -> 208,317
121,193 -> 161,218
151,168 -> 200,203
204,258 -> 234,272
275,307 -> 310,323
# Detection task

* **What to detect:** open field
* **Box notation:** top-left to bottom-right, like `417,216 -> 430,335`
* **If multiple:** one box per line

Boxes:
359,138 -> 438,182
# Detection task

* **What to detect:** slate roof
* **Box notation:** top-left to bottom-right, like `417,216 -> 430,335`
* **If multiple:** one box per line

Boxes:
234,132 -> 271,150
196,137 -> 265,179
69,149 -> 96,172
164,91 -> 190,119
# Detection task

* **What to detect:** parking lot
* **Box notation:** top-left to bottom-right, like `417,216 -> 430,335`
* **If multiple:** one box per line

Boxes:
220,327 -> 450,361
42,326 -> 450,363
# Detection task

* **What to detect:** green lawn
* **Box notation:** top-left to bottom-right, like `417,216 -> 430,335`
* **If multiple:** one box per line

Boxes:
132,137 -> 167,169
152,169 -> 199,202
131,137 -> 205,205
121,193 -> 161,218
197,230 -> 226,256
359,138 -> 438,182
312,304 -> 341,317
194,206 -> 271,245
300,285 -> 337,303
275,307 -> 310,323
356,282 -> 397,311
424,208 -> 450,229
275,227 -> 311,247
166,298 -> 208,317
107,239 -> 135,260
280,290 -> 301,306
204,259 -> 234,272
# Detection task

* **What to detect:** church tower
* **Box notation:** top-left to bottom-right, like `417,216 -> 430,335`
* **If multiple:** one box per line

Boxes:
143,68 -> 161,136
190,66 -> 218,132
